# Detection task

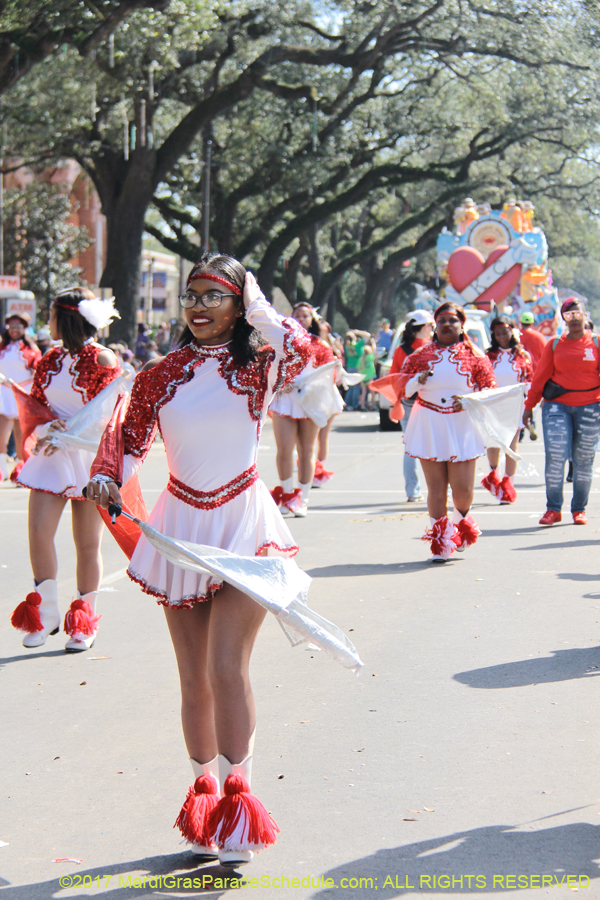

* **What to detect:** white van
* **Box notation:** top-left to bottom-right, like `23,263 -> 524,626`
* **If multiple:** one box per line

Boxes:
378,308 -> 490,430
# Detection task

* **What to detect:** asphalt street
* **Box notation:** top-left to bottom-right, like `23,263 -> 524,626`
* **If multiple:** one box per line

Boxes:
0,410 -> 598,900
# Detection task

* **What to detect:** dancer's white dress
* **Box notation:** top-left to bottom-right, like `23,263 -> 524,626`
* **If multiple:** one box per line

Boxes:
486,347 -> 532,388
401,342 -> 497,462
0,340 -> 41,417
98,298 -> 313,608
17,341 -> 121,498
270,334 -> 340,420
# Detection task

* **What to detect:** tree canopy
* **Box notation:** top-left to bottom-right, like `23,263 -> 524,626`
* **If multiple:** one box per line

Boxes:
2,0 -> 600,338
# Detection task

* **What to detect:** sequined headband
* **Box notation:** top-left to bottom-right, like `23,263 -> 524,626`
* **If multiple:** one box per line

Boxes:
186,271 -> 243,296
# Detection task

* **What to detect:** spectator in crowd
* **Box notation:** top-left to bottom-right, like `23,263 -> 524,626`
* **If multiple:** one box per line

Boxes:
156,322 -> 172,356
377,318 -> 393,357
389,310 -> 435,501
343,329 -> 370,410
523,297 -> 600,526
358,337 -> 378,411
518,311 -> 546,370
36,327 -> 54,356
135,323 -> 152,363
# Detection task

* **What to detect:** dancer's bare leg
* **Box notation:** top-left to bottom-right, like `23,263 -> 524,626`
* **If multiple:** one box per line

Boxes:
28,490 -> 67,583
420,459 -> 449,519
71,499 -> 104,594
296,417 -> 320,485
12,418 -> 24,460
0,415 -> 13,453
317,416 -> 335,462
448,459 -> 476,515
164,600 -> 217,764
505,432 -> 519,478
272,413 -> 299,482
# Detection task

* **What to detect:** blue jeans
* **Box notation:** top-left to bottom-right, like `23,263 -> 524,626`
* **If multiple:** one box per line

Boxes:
542,401 -> 600,512
345,381 -> 360,410
401,400 -> 421,499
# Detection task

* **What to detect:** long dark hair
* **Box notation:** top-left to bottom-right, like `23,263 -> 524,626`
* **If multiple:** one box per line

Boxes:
178,252 -> 263,367
401,318 -> 427,354
489,315 -> 527,356
1,319 -> 38,352
53,287 -> 97,354
291,301 -> 321,336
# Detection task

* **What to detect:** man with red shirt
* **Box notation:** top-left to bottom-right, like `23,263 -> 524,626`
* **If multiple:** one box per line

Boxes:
523,298 -> 600,526
518,310 -> 547,370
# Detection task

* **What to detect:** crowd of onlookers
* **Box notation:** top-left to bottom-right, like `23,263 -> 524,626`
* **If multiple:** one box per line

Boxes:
319,317 -> 394,410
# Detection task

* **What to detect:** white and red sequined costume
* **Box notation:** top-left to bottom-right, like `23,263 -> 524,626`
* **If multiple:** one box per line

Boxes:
269,334 -> 337,419
17,341 -> 121,498
486,347 -> 533,388
400,341 -> 497,462
0,339 -> 41,417
95,298 -> 312,608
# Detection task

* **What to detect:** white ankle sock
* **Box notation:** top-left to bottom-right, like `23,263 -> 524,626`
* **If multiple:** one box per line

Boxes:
281,477 -> 294,494
299,482 -> 311,503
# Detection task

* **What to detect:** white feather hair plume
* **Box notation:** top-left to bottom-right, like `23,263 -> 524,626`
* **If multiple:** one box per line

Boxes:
77,296 -> 121,330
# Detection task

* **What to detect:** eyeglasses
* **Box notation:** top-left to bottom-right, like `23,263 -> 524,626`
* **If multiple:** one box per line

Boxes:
179,290 -> 237,309
563,309 -> 584,321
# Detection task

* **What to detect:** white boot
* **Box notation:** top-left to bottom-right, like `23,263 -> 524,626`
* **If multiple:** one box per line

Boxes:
212,736 -> 278,867
0,452 -> 11,482
424,516 -> 458,563
12,580 -> 61,648
64,591 -> 101,653
452,509 -> 481,553
189,757 -> 220,861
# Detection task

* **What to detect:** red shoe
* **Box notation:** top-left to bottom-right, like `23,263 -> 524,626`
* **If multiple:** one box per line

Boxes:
312,459 -> 334,488
270,486 -> 284,507
572,511 -> 588,525
539,510 -> 561,525
481,469 -> 501,498
281,488 -> 308,518
499,475 -> 517,504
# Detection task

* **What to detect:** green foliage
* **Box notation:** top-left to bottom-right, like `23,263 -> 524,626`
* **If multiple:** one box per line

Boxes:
3,182 -> 91,307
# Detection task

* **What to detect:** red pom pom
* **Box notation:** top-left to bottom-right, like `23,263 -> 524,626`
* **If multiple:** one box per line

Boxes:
209,774 -> 279,851
63,599 -> 101,637
421,516 -> 459,559
9,461 -> 24,483
174,774 -> 219,845
11,592 -> 43,633
456,517 -> 481,548
270,486 -> 284,507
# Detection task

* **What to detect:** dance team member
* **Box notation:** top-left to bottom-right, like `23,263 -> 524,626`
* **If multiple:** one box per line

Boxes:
10,288 -> 120,650
389,310 -> 434,502
481,316 -> 532,504
386,302 -> 497,562
0,312 -> 41,481
313,320 -> 342,488
523,297 -> 600,526
270,301 -> 334,517
87,255 -> 312,866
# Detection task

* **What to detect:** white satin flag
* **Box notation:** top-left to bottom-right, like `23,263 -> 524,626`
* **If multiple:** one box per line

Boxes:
461,383 -> 527,460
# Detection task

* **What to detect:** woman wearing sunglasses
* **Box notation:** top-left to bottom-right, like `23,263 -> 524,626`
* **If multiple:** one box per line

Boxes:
87,254 -> 312,866
523,297 -> 600,525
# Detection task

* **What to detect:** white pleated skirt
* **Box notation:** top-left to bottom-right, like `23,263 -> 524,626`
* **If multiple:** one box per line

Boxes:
403,401 -> 485,462
17,447 -> 94,499
270,388 -> 307,420
127,478 -> 299,608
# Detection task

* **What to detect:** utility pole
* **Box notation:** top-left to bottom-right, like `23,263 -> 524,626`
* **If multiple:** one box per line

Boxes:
202,126 -> 212,252
146,256 -> 154,326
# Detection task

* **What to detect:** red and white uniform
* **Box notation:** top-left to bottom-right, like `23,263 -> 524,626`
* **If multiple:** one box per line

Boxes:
0,340 -> 41,417
401,341 -> 497,461
100,298 -> 312,608
270,335 -> 335,419
17,341 -> 120,498
486,347 -> 533,388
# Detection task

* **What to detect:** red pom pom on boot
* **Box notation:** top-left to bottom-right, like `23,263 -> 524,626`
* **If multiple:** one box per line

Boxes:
175,774 -> 220,856
499,475 -> 517,504
64,593 -> 101,653
209,754 -> 279,867
312,459 -> 334,488
481,468 -> 501,498
11,580 -> 60,648
452,510 -> 482,551
422,516 -> 460,563
270,486 -> 284,507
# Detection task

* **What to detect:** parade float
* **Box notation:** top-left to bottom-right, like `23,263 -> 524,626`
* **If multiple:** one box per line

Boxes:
436,198 -> 561,336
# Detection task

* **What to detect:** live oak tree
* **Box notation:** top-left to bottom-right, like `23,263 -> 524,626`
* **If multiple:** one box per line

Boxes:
3,0 -> 599,339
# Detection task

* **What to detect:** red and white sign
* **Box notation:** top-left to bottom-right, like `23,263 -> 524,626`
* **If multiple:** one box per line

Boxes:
6,297 -> 36,323
0,275 -> 20,292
